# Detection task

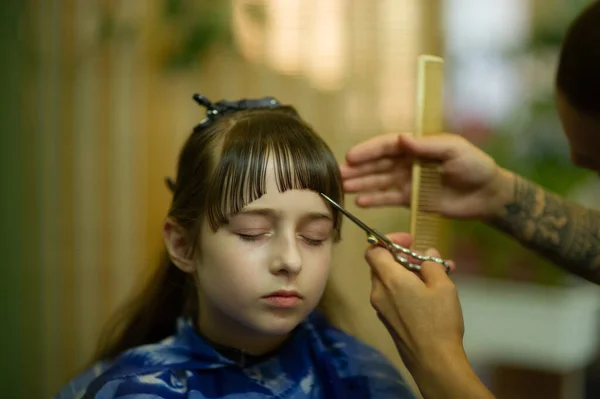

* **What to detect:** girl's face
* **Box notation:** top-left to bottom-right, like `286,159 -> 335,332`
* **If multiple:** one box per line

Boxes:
194,159 -> 335,352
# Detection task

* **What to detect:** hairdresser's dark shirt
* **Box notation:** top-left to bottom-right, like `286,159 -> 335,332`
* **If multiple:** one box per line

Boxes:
54,312 -> 415,399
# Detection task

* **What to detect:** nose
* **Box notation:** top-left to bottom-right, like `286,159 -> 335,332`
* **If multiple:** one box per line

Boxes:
270,234 -> 303,275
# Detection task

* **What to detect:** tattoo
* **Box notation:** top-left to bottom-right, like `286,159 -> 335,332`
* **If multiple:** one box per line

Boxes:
492,175 -> 600,284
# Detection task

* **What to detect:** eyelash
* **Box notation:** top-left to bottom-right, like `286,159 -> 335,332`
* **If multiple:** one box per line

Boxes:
304,238 -> 324,247
237,234 -> 325,247
237,234 -> 263,243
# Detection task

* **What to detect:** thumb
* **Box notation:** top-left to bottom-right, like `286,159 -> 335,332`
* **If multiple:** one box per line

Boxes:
419,248 -> 451,287
398,133 -> 457,161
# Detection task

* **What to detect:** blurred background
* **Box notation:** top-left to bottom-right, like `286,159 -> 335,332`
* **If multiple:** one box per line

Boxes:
2,0 -> 600,398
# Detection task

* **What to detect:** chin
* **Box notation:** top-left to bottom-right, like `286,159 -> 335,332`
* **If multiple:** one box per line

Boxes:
248,308 -> 309,336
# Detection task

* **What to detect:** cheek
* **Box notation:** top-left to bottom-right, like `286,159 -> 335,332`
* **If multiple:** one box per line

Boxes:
303,247 -> 333,285
198,245 -> 266,285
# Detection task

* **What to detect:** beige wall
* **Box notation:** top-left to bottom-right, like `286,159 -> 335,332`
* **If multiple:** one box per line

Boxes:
25,1 -> 442,397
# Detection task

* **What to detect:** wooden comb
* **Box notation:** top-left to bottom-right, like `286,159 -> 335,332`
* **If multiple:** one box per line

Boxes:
409,55 -> 445,254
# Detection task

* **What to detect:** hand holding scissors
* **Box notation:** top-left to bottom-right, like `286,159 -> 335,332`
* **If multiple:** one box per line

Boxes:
320,193 -> 452,273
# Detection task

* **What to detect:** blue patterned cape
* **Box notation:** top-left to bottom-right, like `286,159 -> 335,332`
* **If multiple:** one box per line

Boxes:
55,312 -> 416,398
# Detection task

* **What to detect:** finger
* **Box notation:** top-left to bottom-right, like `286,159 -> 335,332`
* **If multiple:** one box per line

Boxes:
343,172 -> 404,193
376,311 -> 402,342
376,311 -> 387,325
355,191 -> 408,208
419,248 -> 453,287
385,232 -> 413,249
340,157 -> 397,179
345,133 -> 407,165
365,245 -> 416,286
447,259 -> 457,273
398,134 -> 460,162
369,271 -> 399,325
369,268 -> 385,309
425,247 -> 440,257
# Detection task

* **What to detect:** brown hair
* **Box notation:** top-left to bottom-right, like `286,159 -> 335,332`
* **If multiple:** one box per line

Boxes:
556,1 -> 600,118
90,104 -> 344,363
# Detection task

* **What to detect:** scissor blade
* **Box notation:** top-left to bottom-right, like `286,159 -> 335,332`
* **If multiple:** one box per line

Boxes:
320,193 -> 390,244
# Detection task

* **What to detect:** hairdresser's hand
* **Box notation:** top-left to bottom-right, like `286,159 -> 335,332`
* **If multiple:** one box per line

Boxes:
366,232 -> 495,399
340,133 -> 514,221
366,233 -> 464,372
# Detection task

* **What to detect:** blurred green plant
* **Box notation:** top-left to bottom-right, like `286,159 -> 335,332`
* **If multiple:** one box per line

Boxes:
159,0 -> 233,70
448,1 -> 595,286
71,0 -> 235,71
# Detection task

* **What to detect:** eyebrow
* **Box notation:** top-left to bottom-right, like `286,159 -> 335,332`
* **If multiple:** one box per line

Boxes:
234,208 -> 333,222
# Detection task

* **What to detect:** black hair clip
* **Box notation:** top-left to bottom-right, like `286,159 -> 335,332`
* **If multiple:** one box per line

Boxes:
192,94 -> 281,132
165,94 -> 283,193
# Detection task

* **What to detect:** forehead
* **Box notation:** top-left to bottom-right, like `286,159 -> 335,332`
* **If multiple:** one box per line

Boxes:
241,159 -> 331,214
205,134 -> 342,232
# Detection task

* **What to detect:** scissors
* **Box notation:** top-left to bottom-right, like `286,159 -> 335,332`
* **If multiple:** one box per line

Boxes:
320,193 -> 451,273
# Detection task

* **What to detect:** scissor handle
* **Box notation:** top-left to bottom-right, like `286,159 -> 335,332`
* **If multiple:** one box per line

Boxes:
367,235 -> 451,273
389,242 -> 451,274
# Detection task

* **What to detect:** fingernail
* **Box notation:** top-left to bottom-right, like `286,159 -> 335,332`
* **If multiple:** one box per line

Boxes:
425,248 -> 438,256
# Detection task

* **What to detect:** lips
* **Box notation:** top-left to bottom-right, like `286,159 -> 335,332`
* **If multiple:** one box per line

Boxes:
263,290 -> 303,299
262,290 -> 303,308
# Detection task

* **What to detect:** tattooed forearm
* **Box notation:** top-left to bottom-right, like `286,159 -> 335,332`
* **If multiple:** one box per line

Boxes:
490,174 -> 600,284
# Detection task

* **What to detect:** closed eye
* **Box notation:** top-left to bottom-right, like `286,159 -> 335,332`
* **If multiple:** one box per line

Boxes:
237,233 -> 267,242
238,233 -> 326,246
302,237 -> 325,246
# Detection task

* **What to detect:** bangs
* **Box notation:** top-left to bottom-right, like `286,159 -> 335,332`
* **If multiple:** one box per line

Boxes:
204,110 -> 343,238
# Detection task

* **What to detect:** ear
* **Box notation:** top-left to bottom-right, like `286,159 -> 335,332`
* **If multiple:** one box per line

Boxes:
163,217 -> 196,273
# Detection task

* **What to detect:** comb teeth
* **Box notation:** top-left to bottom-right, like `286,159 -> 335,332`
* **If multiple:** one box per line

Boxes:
409,55 -> 445,255
412,172 -> 444,251
416,179 -> 442,212
413,212 -> 442,253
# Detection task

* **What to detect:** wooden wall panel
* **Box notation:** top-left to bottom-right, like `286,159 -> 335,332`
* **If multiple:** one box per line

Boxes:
25,1 -> 441,396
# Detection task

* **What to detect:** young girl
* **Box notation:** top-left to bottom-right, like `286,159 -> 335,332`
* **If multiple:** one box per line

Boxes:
55,95 -> 416,398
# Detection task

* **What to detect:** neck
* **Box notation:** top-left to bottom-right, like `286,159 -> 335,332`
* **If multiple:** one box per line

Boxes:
196,307 -> 291,356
